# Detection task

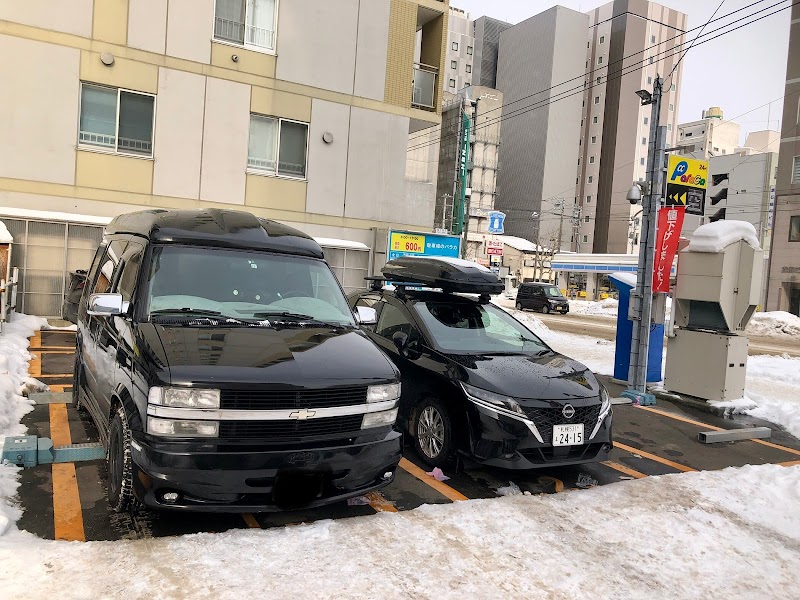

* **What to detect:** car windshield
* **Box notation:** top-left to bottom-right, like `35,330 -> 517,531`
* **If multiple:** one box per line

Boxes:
542,286 -> 563,298
144,246 -> 355,326
414,300 -> 549,354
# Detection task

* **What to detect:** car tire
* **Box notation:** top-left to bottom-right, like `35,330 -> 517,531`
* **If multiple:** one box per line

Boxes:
515,302 -> 522,311
413,397 -> 455,468
107,405 -> 138,513
542,305 -> 550,314
72,359 -> 87,413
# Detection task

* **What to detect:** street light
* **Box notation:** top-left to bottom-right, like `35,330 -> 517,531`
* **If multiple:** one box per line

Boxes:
635,89 -> 653,105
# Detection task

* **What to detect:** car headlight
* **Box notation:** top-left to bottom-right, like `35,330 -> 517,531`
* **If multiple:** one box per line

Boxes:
460,383 -> 526,417
362,408 -> 399,429
367,383 -> 401,403
147,417 -> 219,437
600,386 -> 611,414
148,387 -> 220,409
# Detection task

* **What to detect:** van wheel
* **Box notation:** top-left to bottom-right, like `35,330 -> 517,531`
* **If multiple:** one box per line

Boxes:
107,405 -> 138,513
413,398 -> 455,468
515,302 -> 522,311
72,360 -> 86,413
542,305 -> 550,314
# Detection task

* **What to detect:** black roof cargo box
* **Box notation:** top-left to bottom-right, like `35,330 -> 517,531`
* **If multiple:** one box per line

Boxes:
382,256 -> 503,294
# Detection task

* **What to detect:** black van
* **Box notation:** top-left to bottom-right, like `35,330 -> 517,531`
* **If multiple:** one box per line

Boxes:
515,282 -> 569,314
73,209 -> 402,513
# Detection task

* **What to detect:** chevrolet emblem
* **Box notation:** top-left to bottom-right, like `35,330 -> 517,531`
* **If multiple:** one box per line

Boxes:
289,409 -> 316,420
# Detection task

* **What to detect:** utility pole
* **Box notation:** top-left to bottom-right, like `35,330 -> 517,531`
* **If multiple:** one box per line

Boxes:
555,199 -> 565,253
461,97 -> 478,259
624,76 -> 667,405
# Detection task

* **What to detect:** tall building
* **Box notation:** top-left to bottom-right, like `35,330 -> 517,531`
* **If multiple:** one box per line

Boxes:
576,0 -> 686,254
743,130 -> 781,154
0,0 -> 449,315
766,0 -> 800,315
443,6 -> 475,94
676,107 -> 741,158
494,6 -> 588,247
472,16 -> 512,89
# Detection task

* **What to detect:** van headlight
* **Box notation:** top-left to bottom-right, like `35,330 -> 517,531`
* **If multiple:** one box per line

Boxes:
147,417 -> 219,437
362,408 -> 399,429
148,387 -> 220,409
367,383 -> 401,403
460,383 -> 526,417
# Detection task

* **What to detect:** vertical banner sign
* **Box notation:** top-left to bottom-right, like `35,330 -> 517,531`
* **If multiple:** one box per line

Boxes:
666,155 -> 708,216
453,112 -> 472,236
652,206 -> 685,293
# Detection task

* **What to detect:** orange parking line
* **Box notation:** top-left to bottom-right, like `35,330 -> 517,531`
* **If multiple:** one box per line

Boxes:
49,403 -> 72,447
52,463 -> 86,541
29,353 -> 41,378
602,461 -> 648,479
537,475 -> 565,493
398,458 -> 469,502
242,513 -> 261,528
638,405 -> 800,457
365,491 -> 398,513
615,441 -> 696,473
779,460 -> 800,467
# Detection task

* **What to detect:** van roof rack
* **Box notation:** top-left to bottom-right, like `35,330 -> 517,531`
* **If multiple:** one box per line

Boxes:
381,256 -> 503,296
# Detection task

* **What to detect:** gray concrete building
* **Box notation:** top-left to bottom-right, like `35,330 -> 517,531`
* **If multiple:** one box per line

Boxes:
577,0 -> 686,254
766,0 -> 800,315
472,16 -> 511,89
443,6 -> 475,94
676,107 -> 741,158
494,6 -> 588,248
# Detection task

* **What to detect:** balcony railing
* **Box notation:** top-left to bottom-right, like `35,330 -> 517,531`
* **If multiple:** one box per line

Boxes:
214,17 -> 275,50
412,63 -> 438,110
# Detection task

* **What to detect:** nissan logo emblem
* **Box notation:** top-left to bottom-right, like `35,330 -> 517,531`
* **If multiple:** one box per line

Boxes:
562,404 -> 576,419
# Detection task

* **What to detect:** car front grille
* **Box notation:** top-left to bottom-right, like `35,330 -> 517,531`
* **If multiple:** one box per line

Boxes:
219,415 -> 364,440
220,387 -> 368,410
520,443 -> 606,464
523,404 -> 601,444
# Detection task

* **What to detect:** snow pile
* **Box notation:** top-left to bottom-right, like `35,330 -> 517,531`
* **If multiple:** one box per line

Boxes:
746,311 -> 800,338
0,312 -> 48,535
1,464 -> 799,598
685,220 -> 760,253
0,221 -> 12,244
570,298 -> 619,317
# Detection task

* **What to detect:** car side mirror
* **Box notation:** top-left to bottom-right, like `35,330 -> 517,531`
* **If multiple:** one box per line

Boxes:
392,330 -> 409,351
87,293 -> 124,317
355,305 -> 377,325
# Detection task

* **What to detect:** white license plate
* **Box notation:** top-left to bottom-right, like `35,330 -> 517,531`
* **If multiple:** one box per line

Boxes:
552,424 -> 584,446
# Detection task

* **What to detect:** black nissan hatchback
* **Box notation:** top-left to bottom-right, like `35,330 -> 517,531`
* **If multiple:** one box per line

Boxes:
348,257 -> 612,469
73,209 -> 402,513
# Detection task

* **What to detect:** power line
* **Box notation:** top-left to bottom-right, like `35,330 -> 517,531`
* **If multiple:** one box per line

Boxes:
407,0 -> 794,154
667,0 -> 727,84
407,0 -> 778,144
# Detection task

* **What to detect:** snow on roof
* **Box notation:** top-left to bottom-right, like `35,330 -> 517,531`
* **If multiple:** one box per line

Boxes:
609,272 -> 637,288
0,207 -> 113,225
496,235 -> 547,253
314,237 -> 370,251
685,220 -> 760,253
435,256 -> 492,272
0,221 -> 12,243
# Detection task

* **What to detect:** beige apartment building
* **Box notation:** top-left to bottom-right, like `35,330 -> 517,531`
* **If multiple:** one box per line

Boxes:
0,0 -> 449,315
676,107 -> 741,158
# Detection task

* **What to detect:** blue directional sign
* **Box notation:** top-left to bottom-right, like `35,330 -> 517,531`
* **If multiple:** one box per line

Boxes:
487,211 -> 506,235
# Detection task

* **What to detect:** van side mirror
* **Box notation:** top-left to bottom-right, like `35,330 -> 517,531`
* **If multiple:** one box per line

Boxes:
392,330 -> 409,351
87,293 -> 124,317
392,330 -> 421,359
355,305 -> 377,325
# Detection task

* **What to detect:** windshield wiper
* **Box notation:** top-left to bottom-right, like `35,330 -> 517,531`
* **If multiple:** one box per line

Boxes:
252,310 -> 316,320
151,308 -> 222,317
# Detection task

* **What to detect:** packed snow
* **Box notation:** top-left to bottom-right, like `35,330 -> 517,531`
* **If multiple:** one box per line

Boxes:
569,298 -> 619,317
685,220 -> 760,253
0,464 -> 798,598
0,221 -> 12,244
746,311 -> 800,339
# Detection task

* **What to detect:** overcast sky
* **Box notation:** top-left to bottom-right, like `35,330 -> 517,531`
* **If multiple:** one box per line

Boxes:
452,0 -> 790,145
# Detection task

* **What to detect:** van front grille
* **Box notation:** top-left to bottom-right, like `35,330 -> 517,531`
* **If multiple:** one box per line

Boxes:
219,415 -> 364,440
220,387 -> 368,410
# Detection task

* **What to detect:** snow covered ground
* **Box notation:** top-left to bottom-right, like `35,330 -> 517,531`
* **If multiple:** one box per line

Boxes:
0,464 -> 797,599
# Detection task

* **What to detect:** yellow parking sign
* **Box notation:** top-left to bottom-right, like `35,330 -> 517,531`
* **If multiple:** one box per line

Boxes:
666,155 -> 708,215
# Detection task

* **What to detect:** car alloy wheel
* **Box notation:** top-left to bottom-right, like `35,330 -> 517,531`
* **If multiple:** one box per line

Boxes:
418,406 -> 445,460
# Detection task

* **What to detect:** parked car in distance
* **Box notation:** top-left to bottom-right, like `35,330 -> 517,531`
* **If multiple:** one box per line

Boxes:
348,257 -> 612,470
515,282 -> 569,314
62,269 -> 88,324
73,208 -> 402,513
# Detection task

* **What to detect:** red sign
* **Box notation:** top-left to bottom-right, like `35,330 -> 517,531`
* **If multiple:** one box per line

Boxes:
486,239 -> 503,256
652,206 -> 685,293
487,247 -> 503,256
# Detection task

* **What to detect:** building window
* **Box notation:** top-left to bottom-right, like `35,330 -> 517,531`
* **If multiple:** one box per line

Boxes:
790,216 -> 800,241
578,158 -> 581,166
451,60 -> 457,69
597,77 -> 602,84
449,79 -> 456,88
669,103 -> 674,112
685,132 -> 693,137
581,119 -> 584,126
582,235 -> 588,243
467,45 -> 473,55
588,175 -> 593,183
600,35 -> 605,44
640,158 -> 645,165
466,64 -> 472,73
593,116 -> 598,124
465,81 -> 470,87
590,156 -> 595,164
594,96 -> 600,104
79,83 -> 155,157
586,195 -> 592,203
642,137 -> 647,145
591,136 -> 597,144
598,56 -> 603,65
671,84 -> 676,92
643,117 -> 648,125
248,115 -> 308,179
792,156 -> 800,182
667,123 -> 672,131
651,35 -> 656,43
585,215 -> 590,223
649,57 -> 654,64
214,0 -> 277,51
452,41 -> 458,51
647,76 -> 652,84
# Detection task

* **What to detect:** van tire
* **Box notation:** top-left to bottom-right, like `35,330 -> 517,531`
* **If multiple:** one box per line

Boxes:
542,305 -> 550,314
72,360 -> 87,413
412,397 -> 455,468
515,302 -> 522,311
107,405 -> 138,513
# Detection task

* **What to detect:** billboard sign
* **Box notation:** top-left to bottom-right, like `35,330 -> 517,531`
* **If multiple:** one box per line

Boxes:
486,239 -> 503,256
388,230 -> 461,261
666,155 -> 708,216
487,211 -> 506,234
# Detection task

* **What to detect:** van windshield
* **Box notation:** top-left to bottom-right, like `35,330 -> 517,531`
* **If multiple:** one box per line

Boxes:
414,301 -> 549,354
144,246 -> 355,326
541,286 -> 563,298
